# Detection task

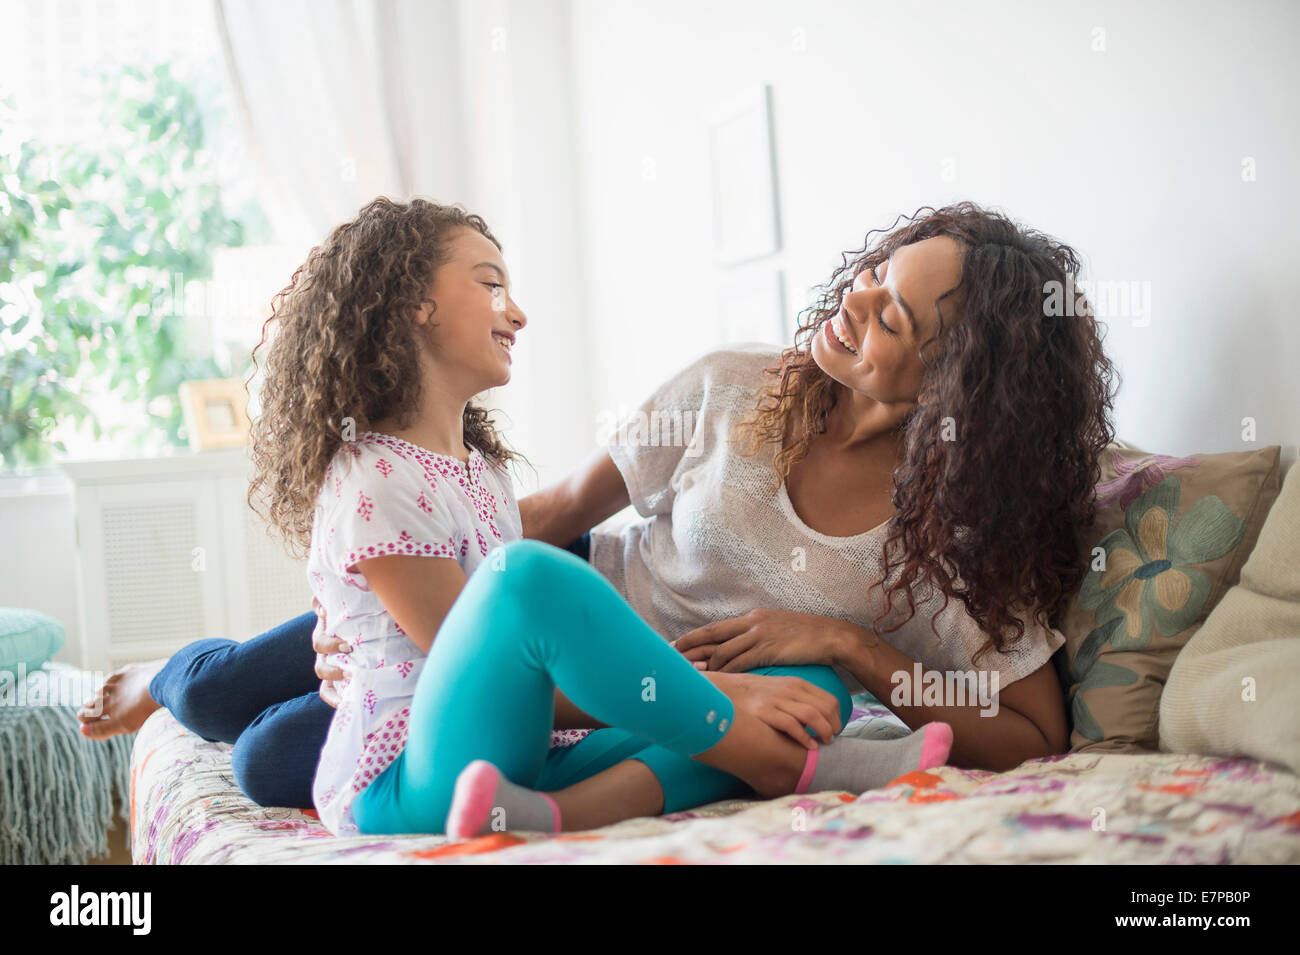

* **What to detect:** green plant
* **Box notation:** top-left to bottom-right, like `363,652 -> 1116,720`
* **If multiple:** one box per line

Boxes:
0,61 -> 257,470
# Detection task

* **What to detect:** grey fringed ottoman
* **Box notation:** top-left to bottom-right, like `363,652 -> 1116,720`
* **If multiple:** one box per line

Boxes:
0,663 -> 133,864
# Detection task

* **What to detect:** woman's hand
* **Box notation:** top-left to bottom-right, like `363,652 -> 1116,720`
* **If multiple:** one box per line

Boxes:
311,597 -> 351,709
703,670 -> 843,749
676,609 -> 850,672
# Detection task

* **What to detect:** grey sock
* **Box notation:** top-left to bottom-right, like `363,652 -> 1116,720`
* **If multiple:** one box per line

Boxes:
484,777 -> 557,833
801,722 -> 953,794
447,761 -> 560,837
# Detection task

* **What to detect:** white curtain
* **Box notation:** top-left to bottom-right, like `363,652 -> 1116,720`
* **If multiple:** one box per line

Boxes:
214,0 -> 467,246
215,0 -> 596,488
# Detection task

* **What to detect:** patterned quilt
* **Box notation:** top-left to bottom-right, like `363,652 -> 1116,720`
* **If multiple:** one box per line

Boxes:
130,697 -> 1300,864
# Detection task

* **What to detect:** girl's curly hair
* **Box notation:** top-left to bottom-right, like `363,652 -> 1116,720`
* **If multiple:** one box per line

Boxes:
736,201 -> 1120,665
247,197 -> 519,559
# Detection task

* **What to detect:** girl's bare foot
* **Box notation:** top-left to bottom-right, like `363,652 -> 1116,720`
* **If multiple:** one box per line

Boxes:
76,660 -> 167,739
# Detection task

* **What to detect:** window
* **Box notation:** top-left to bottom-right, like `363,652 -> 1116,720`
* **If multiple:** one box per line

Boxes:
0,0 -> 291,471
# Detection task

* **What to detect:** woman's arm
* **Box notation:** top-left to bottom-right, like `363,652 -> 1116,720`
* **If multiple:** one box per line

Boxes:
553,691 -> 608,730
835,624 -> 1068,772
519,448 -> 630,545
676,609 -> 1069,771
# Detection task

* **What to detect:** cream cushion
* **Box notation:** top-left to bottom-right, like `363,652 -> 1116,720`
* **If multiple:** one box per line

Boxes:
1158,456 -> 1300,772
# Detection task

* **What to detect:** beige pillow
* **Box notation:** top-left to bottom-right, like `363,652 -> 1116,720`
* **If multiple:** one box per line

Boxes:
1055,443 -> 1283,752
1158,459 -> 1300,771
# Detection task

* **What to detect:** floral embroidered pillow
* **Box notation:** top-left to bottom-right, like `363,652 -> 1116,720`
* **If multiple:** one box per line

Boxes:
1055,443 -> 1282,753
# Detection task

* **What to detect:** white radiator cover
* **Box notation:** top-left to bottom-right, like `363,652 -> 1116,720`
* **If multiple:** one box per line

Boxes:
62,450 -> 313,670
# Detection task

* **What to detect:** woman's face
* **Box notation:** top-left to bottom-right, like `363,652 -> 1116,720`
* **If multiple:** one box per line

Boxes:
810,234 -> 963,408
418,226 -> 527,393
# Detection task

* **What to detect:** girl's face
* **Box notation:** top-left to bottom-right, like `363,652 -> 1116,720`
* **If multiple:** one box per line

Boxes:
810,235 -> 963,409
419,227 -> 527,394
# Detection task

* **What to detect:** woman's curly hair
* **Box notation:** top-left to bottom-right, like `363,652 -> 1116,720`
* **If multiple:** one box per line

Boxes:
247,196 -> 519,559
736,201 -> 1120,665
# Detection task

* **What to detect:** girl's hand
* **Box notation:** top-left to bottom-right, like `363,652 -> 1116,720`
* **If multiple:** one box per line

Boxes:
704,671 -> 842,749
312,597 -> 350,709
676,609 -> 847,672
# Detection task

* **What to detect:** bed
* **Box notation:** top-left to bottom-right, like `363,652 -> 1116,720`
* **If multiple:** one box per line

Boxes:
130,441 -> 1300,864
129,692 -> 1300,864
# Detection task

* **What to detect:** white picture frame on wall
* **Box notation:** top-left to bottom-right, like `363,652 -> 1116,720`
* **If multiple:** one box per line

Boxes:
710,85 -> 781,267
719,267 -> 787,346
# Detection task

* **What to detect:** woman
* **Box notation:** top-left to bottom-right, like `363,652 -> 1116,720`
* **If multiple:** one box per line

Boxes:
81,200 -> 1114,818
500,201 -> 1114,785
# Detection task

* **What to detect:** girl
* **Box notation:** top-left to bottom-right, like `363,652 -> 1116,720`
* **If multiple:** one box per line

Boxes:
253,197 -> 952,835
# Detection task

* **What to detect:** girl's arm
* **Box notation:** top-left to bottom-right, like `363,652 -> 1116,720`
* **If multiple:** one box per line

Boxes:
350,554 -> 608,731
519,448 -> 630,545
355,555 -> 468,654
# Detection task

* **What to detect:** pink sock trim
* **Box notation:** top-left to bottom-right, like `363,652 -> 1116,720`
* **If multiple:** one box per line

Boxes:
794,747 -> 819,794
539,792 -> 562,832
446,760 -> 501,839
919,722 -> 954,770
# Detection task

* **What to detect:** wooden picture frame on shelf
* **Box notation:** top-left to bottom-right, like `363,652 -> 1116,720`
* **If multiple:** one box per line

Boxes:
178,378 -> 251,452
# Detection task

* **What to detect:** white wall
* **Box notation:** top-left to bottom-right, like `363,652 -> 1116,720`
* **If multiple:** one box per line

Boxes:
565,0 -> 1300,458
0,475 -> 82,663
5,1 -> 1298,649
452,0 -> 594,492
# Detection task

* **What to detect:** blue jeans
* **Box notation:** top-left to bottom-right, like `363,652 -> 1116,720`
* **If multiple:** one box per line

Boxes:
144,533 -> 601,808
148,613 -> 331,809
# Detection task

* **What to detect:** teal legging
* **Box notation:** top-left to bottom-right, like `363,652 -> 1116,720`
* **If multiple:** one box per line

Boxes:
352,539 -> 853,834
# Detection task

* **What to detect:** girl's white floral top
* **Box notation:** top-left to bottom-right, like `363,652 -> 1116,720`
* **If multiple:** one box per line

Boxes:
307,431 -> 522,835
